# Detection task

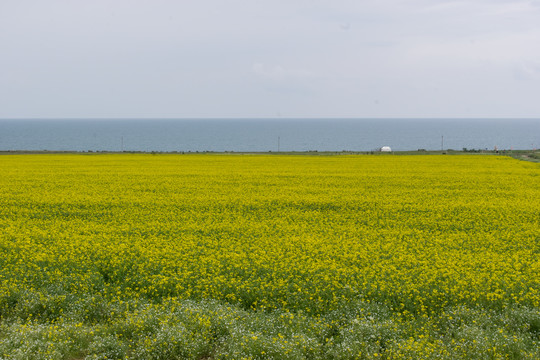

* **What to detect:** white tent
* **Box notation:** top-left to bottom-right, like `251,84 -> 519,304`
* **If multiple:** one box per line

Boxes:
380,146 -> 392,152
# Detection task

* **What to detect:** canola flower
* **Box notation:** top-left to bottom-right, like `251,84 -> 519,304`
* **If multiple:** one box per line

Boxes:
0,154 -> 538,359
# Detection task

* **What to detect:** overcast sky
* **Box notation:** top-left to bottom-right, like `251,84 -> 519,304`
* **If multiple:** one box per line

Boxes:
1,0 -> 540,119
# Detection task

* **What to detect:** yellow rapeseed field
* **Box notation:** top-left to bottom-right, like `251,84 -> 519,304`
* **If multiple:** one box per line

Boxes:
0,154 -> 538,359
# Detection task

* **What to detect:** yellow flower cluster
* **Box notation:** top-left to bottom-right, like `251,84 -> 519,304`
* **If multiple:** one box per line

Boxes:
0,154 -> 538,314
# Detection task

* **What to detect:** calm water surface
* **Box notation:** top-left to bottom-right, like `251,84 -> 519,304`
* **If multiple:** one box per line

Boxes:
0,119 -> 538,152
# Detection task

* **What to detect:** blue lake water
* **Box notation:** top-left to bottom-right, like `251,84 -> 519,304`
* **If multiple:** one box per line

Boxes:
0,118 -> 538,152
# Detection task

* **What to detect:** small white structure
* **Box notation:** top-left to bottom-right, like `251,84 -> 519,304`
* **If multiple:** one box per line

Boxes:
380,146 -> 392,152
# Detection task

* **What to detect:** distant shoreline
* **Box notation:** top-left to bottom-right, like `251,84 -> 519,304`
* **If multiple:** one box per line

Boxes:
1,149 -> 539,161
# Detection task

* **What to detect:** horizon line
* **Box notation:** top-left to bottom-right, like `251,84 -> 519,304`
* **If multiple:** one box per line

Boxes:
1,117 -> 539,121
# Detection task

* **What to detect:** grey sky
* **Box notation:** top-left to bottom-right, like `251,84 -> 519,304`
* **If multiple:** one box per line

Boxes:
1,0 -> 540,118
